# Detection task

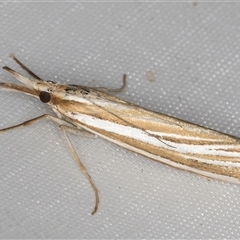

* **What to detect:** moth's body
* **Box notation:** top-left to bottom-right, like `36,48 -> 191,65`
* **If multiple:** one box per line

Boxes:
52,84 -> 240,184
1,54 -> 240,214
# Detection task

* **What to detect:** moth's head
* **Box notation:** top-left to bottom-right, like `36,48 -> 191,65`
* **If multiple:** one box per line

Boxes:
0,66 -> 73,105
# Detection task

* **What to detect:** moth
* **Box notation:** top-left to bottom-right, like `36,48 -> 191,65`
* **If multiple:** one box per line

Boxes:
1,54 -> 240,215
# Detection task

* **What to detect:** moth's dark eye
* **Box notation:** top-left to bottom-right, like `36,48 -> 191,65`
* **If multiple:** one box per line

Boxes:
39,91 -> 51,103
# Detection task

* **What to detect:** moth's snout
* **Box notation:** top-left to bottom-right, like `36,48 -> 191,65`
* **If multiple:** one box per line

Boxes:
3,66 -> 12,72
3,66 -> 7,69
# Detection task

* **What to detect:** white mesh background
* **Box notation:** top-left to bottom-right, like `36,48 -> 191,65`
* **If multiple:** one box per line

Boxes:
0,2 -> 240,239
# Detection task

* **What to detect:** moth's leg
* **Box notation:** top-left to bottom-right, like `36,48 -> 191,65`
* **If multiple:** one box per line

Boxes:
0,114 -> 98,214
9,54 -> 42,80
94,74 -> 127,93
63,125 -> 94,138
0,114 -> 73,133
60,125 -> 99,215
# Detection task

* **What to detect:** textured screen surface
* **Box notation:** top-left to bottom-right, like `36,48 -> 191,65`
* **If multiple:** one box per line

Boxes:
0,2 -> 240,239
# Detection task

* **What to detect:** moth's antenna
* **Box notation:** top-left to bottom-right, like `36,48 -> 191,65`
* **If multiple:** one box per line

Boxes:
9,54 -> 42,80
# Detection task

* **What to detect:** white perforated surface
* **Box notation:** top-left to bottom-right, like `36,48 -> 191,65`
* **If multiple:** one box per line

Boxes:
0,2 -> 240,239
